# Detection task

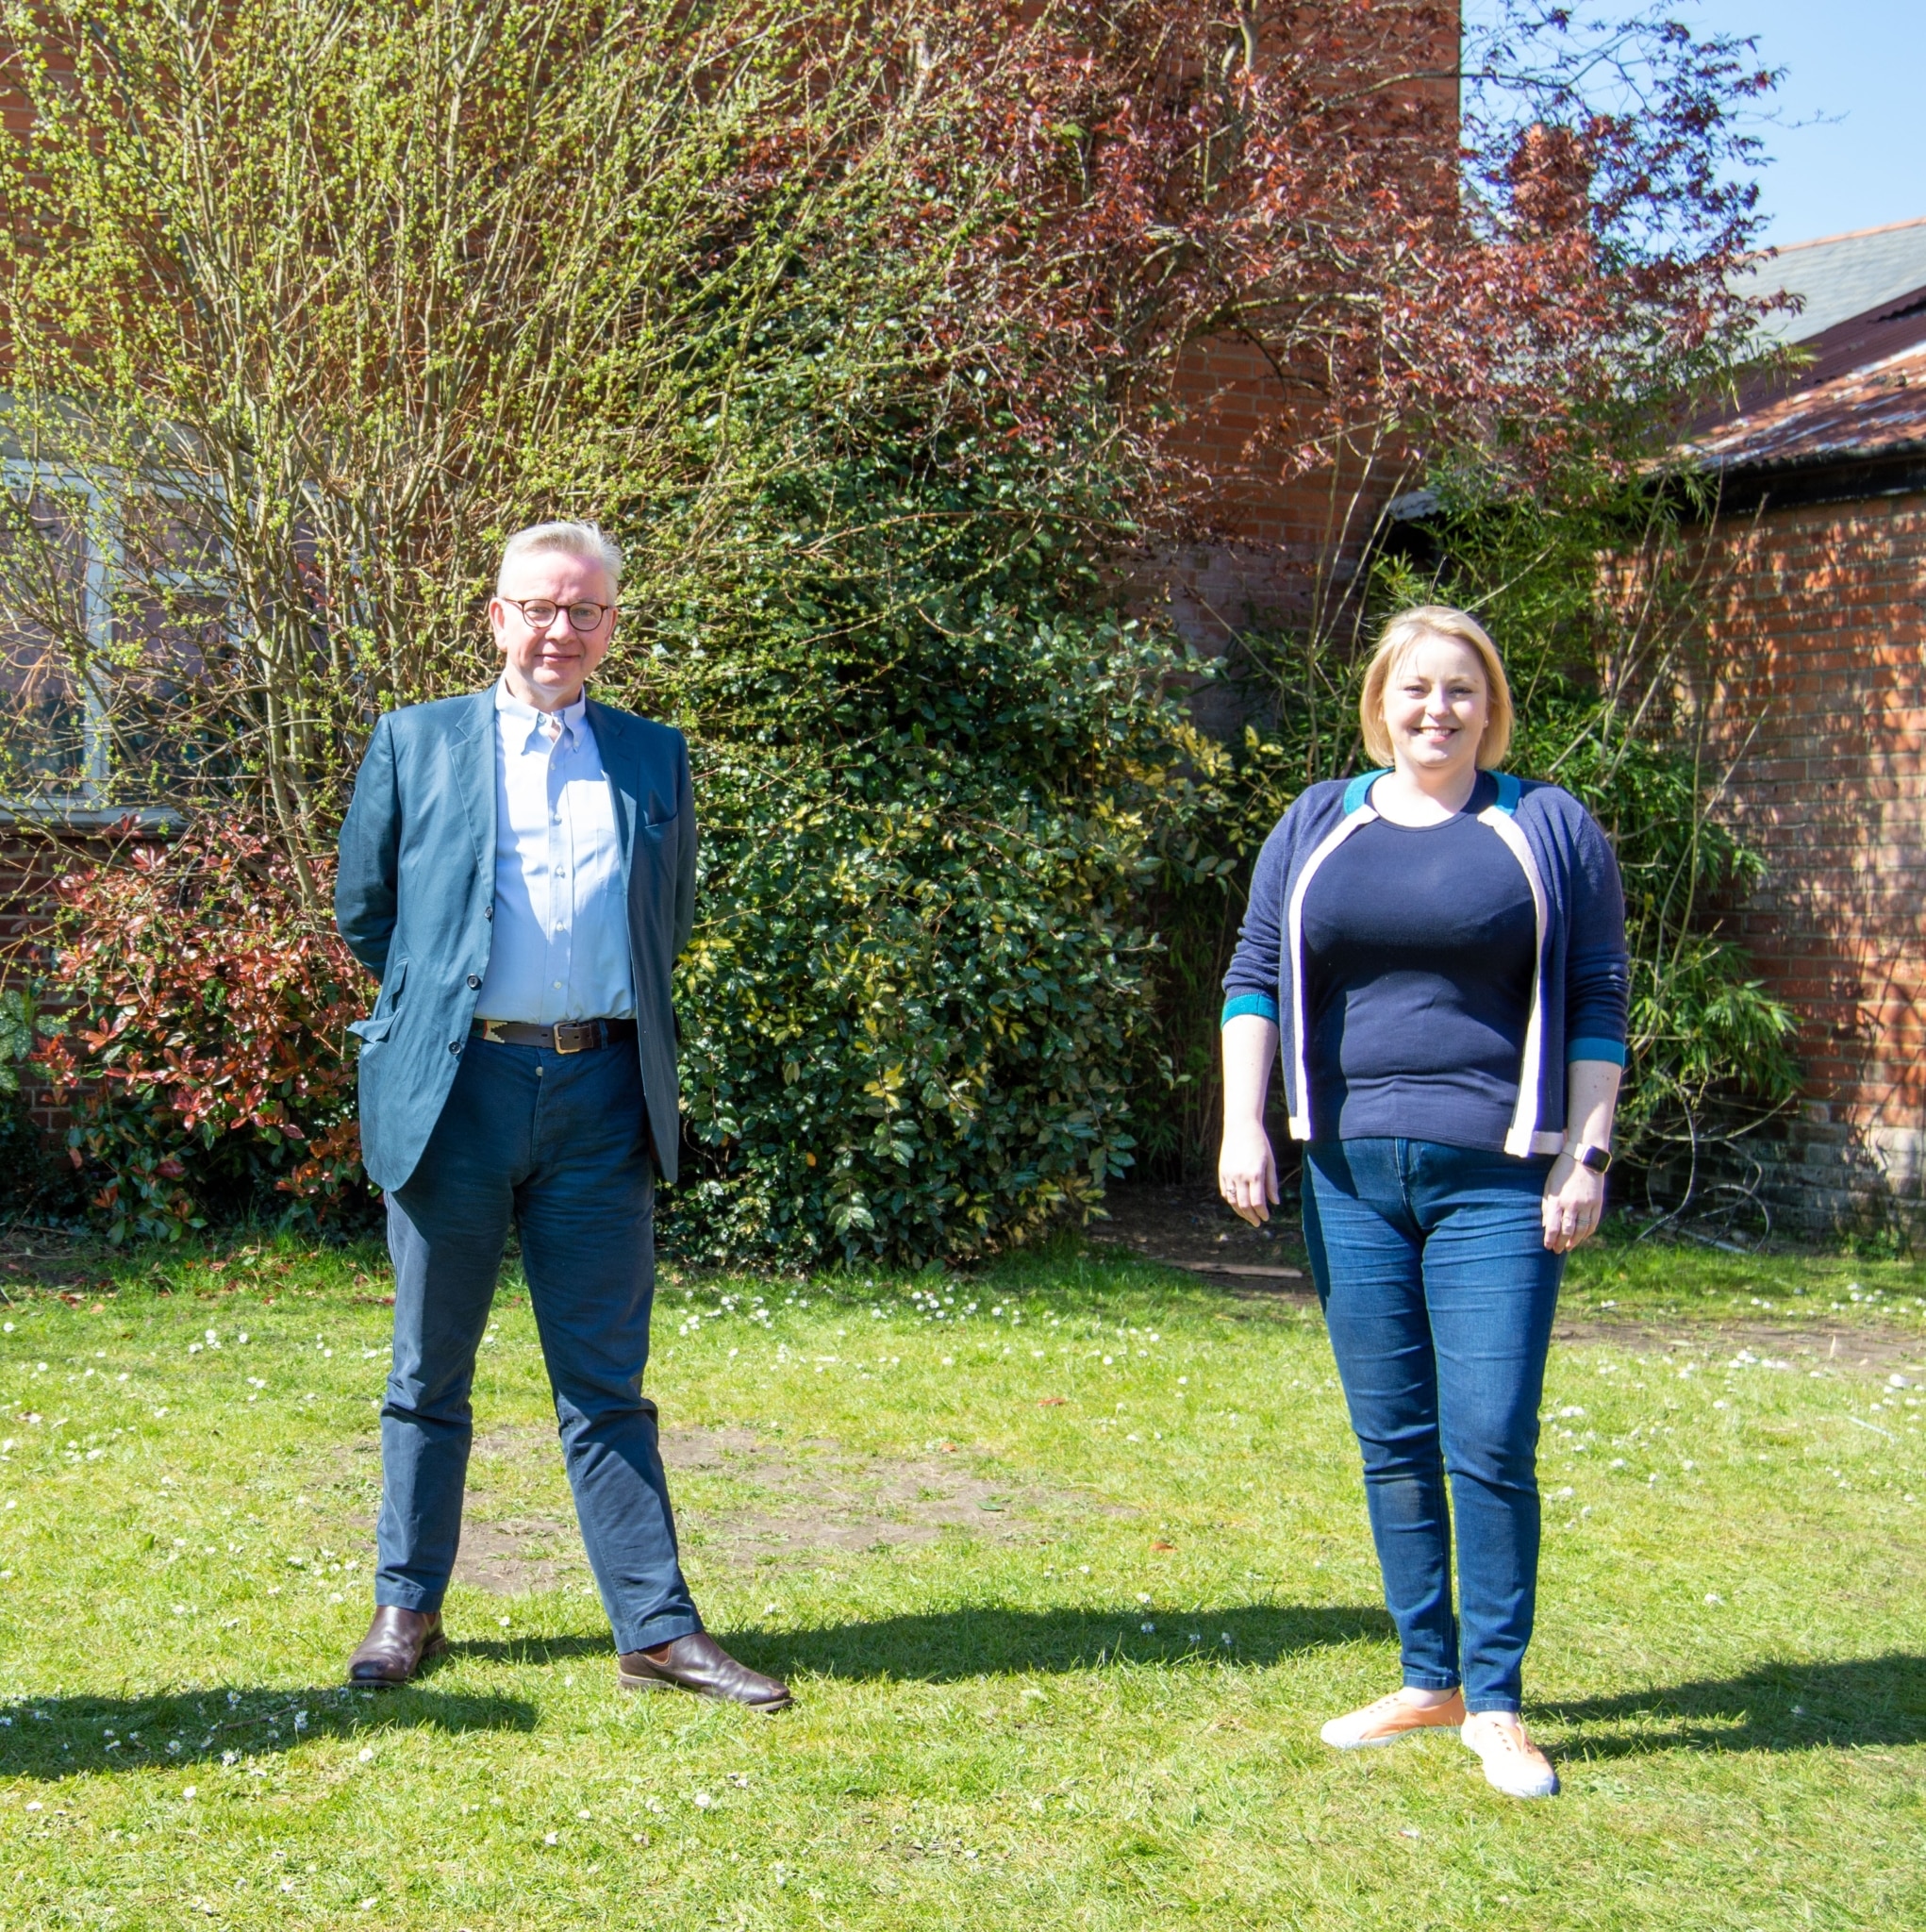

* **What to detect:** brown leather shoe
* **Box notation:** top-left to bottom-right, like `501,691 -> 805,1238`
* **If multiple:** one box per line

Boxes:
346,1607 -> 447,1687
617,1632 -> 792,1711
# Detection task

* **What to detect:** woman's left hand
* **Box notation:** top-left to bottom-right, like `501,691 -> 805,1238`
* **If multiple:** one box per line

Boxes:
1541,1154 -> 1605,1253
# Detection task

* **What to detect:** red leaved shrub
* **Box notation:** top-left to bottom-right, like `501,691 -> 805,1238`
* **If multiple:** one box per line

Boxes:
38,822 -> 374,1241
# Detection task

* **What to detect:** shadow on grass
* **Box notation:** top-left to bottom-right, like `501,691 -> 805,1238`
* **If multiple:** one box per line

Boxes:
1547,1653 -> 1926,1757
0,1683 -> 535,1782
0,1603 -> 1386,1779
440,1602 -> 1392,1683
449,1634 -> 616,1667
748,1601 -> 1391,1683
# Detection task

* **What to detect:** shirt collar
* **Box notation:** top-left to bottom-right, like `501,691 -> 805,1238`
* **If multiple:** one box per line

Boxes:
494,677 -> 587,752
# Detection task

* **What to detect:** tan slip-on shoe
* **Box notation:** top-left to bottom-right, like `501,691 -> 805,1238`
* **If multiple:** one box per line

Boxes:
1461,1711 -> 1559,1798
1319,1688 -> 1466,1750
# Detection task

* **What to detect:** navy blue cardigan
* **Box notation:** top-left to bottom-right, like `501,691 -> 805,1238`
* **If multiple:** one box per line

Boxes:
1221,770 -> 1631,1157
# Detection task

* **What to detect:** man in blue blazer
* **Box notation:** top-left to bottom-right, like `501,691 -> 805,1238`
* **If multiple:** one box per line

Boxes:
334,520 -> 789,1710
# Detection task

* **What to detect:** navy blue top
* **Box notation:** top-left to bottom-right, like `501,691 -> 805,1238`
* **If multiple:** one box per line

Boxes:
1302,773 -> 1536,1145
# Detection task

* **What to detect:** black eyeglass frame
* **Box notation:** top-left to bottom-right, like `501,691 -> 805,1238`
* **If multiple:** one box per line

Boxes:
500,596 -> 618,633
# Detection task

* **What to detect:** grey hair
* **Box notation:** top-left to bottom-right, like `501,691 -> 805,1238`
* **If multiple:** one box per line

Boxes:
496,519 -> 623,594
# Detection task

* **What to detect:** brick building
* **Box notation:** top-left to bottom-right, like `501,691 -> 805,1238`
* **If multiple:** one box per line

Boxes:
1679,217 -> 1926,1231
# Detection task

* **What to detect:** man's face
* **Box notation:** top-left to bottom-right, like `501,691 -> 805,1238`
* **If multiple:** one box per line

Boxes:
489,548 -> 619,711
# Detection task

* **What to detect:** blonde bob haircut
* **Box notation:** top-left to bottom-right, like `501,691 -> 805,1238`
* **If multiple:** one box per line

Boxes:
1359,604 -> 1513,771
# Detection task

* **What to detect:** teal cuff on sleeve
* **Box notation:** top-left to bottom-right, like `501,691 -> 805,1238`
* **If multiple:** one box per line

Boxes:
1569,1036 -> 1629,1066
1221,993 -> 1281,1027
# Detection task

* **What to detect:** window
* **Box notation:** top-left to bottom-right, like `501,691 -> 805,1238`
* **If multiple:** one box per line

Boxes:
0,467 -> 224,824
0,486 -> 103,800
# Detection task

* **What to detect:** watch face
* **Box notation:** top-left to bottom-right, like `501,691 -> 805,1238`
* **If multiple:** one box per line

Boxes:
1577,1144 -> 1612,1174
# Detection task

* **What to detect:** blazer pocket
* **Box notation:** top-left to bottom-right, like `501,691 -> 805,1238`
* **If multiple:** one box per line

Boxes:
629,820 -> 675,873
350,957 -> 407,1041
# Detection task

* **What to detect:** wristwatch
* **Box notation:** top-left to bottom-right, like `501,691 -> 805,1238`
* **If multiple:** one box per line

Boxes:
1569,1141 -> 1613,1174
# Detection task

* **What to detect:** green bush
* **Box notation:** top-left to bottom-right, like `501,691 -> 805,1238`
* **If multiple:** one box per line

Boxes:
670,666 -> 1171,1264
610,430 -> 1210,1265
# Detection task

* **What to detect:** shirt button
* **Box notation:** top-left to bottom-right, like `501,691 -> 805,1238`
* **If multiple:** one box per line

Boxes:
466,974 -> 481,989
552,980 -> 563,990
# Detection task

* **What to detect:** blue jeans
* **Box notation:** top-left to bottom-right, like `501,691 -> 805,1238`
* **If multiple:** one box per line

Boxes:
1301,1138 -> 1563,1713
374,1036 -> 701,1654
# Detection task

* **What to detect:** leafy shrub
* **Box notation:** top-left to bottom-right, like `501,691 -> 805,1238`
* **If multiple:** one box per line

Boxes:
38,826 -> 372,1241
0,985 -> 30,1092
617,423 -> 1210,1264
664,623 -> 1196,1265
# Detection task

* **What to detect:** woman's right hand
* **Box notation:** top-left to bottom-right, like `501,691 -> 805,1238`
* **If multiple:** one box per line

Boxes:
1220,1121 -> 1279,1226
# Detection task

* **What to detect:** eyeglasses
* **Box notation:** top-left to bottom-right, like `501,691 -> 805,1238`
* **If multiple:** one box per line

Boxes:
501,597 -> 616,633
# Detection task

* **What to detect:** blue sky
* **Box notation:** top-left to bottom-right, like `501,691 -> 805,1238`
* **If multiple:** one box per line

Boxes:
1659,2 -> 1922,245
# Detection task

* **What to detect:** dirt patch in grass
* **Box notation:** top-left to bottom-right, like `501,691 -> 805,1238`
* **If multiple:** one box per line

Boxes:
0,1233 -> 117,1297
1091,1184 -> 1926,1374
665,1425 -> 1085,1569
1546,1320 -> 1926,1375
437,1424 -> 1128,1593
1088,1180 -> 1312,1288
449,1515 -> 579,1593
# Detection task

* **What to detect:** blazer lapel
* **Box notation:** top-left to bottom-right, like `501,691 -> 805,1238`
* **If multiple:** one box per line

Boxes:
454,688 -> 497,879
588,698 -> 639,881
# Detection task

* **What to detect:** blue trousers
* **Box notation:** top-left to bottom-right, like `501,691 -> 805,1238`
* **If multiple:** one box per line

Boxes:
374,1036 -> 701,1654
1301,1138 -> 1563,1713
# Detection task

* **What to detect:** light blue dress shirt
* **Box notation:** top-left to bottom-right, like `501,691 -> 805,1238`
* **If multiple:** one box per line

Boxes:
473,680 -> 635,1024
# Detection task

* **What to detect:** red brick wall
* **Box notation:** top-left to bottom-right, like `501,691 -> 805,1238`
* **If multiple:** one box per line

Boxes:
1156,336 -> 1407,658
1685,489 -> 1926,1218
1148,0 -> 1460,658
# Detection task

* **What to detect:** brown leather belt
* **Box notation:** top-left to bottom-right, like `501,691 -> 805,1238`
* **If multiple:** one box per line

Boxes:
471,1017 -> 638,1054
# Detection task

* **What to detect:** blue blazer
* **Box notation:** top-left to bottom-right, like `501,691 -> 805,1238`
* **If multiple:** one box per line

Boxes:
334,687 -> 697,1191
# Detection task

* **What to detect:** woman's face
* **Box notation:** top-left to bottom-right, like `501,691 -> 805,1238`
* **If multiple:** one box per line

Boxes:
1382,634 -> 1489,783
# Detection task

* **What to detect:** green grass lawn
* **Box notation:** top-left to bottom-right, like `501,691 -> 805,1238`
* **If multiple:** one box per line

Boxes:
1,1226 -> 1923,1929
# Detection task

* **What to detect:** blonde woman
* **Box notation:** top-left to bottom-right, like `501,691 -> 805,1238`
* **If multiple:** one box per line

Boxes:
1218,606 -> 1628,1799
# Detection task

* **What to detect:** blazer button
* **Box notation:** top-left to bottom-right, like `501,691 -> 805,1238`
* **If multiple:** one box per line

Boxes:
484,904 -> 494,921
466,974 -> 481,989
449,1041 -> 463,1055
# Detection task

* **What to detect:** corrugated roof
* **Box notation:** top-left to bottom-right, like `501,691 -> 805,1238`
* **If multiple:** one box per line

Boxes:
1735,215 -> 1926,344
1684,340 -> 1926,475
